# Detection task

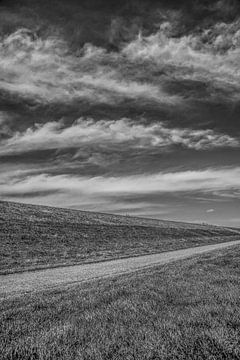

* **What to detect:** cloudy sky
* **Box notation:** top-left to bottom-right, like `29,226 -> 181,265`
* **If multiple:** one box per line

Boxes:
0,0 -> 240,226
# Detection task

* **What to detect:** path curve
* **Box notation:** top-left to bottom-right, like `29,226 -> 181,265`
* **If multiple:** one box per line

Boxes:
1,239 -> 240,298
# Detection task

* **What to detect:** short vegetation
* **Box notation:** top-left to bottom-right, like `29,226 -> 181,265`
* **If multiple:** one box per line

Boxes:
0,201 -> 239,274
1,245 -> 240,359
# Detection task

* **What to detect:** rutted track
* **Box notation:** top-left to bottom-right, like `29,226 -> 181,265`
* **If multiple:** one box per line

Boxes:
1,239 -> 240,299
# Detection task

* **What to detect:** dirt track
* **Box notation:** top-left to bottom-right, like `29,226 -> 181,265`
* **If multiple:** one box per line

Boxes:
1,239 -> 240,298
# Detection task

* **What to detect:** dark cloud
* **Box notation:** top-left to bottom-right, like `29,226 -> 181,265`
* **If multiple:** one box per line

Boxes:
1,0 -> 240,49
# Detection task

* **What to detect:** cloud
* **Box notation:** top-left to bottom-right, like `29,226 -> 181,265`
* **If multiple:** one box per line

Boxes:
1,167 -> 240,198
0,112 -> 13,139
2,19 -> 240,112
122,19 -> 240,90
1,2 -> 240,111
0,117 -> 238,156
209,0 -> 240,17
0,28 -> 179,105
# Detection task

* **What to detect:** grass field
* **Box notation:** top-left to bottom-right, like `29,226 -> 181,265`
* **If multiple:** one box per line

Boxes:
1,245 -> 240,359
0,200 -> 239,274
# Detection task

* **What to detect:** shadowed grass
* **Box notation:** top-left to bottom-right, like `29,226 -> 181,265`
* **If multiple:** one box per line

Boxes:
1,200 -> 239,274
1,246 -> 240,359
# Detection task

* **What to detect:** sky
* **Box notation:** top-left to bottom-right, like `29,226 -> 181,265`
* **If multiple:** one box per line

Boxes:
0,0 -> 239,226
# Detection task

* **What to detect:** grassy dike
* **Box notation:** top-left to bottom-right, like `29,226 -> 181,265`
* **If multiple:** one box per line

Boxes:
1,245 -> 240,359
1,200 -> 238,274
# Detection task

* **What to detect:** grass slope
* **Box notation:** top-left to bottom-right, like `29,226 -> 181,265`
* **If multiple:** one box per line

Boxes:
0,200 -> 239,274
1,245 -> 240,359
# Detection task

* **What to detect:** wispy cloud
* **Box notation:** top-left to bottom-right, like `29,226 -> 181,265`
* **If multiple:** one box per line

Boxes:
0,29 -> 178,105
0,117 -> 238,156
1,167 -> 240,197
206,208 -> 215,213
123,19 -> 240,90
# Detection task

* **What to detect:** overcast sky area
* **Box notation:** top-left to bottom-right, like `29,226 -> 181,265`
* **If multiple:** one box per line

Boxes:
0,0 -> 239,226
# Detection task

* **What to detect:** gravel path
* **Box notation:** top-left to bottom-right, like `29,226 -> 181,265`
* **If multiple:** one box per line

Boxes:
1,239 -> 240,298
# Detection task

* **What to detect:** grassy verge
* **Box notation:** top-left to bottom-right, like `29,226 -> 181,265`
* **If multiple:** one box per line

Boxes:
1,246 -> 240,359
1,200 -> 239,274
